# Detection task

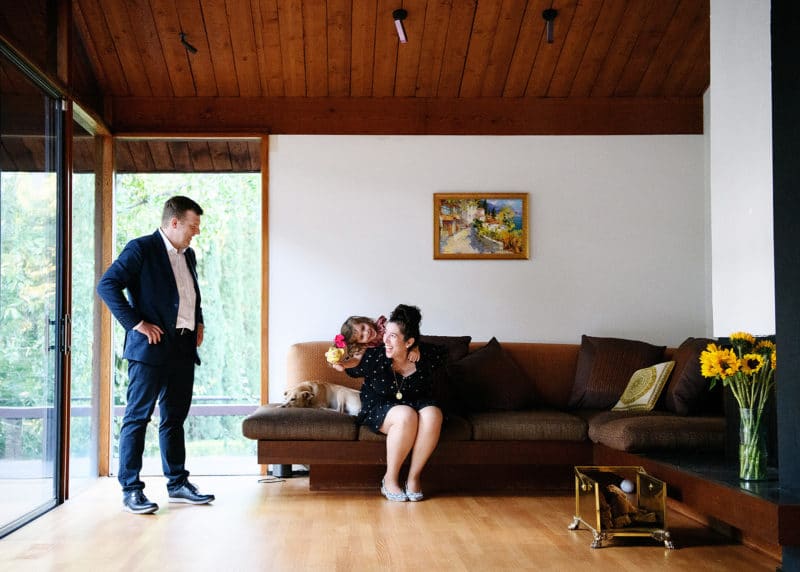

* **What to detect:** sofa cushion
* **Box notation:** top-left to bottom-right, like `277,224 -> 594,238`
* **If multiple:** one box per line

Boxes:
469,410 -> 587,441
612,361 -> 675,412
587,410 -> 725,452
446,337 -> 536,412
242,405 -> 357,440
662,337 -> 718,415
568,335 -> 666,410
419,335 -> 472,362
357,414 -> 472,442
420,336 -> 473,415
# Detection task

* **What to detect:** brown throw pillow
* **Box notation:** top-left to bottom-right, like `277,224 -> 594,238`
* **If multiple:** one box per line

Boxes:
446,337 -> 535,412
568,335 -> 666,410
418,335 -> 471,362
419,336 -> 472,415
662,337 -> 717,415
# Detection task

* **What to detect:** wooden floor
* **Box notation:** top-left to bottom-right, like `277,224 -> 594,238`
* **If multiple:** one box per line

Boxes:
0,475 -> 780,571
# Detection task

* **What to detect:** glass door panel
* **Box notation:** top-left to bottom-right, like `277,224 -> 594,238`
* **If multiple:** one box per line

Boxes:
0,53 -> 62,536
69,117 -> 97,496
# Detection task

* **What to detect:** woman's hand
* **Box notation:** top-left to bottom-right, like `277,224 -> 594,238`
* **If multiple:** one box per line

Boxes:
408,346 -> 420,363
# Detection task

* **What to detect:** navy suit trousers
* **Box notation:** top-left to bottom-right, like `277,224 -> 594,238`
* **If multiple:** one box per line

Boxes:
118,334 -> 196,492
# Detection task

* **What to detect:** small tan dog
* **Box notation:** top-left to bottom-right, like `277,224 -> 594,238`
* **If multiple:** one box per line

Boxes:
280,380 -> 361,416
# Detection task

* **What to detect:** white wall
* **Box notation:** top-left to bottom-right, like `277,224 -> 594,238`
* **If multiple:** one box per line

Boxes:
268,135 -> 707,401
709,0 -> 775,336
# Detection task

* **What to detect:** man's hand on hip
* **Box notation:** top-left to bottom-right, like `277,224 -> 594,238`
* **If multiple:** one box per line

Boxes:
134,321 -> 164,344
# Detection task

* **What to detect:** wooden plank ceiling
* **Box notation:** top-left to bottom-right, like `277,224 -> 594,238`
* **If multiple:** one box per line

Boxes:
2,1 -> 710,172
73,0 -> 709,136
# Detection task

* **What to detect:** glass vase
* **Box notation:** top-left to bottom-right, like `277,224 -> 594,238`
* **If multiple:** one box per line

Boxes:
739,408 -> 767,481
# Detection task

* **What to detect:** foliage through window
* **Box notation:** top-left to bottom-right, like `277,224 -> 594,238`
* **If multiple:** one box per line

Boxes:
111,173 -> 261,471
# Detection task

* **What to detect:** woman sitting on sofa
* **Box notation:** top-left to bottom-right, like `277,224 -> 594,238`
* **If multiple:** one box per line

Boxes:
344,304 -> 446,502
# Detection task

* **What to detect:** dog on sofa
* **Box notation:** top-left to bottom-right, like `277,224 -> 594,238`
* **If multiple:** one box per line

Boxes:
280,380 -> 361,416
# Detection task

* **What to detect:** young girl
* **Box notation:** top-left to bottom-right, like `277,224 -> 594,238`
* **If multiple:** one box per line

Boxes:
328,315 -> 419,371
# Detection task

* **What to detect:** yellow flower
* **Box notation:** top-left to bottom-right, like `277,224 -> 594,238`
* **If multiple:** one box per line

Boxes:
740,353 -> 765,375
700,348 -> 740,379
716,348 -> 740,379
700,350 -> 719,377
325,346 -> 345,364
730,332 -> 756,345
702,332 -> 777,412
755,340 -> 776,353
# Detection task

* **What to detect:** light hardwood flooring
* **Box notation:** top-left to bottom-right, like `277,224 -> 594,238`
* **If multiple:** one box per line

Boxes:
0,475 -> 780,571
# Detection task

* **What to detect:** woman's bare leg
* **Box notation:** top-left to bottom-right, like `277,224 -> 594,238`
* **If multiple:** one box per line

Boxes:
406,406 -> 443,493
379,405 -> 418,494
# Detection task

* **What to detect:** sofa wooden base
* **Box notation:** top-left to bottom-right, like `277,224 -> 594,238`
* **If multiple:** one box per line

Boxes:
306,464 -> 577,493
257,440 -> 593,492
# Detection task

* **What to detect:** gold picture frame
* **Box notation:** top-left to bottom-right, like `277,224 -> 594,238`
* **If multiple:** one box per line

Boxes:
433,193 -> 529,260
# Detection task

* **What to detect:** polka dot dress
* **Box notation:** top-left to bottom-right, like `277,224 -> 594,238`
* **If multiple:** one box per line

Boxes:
346,342 -> 446,433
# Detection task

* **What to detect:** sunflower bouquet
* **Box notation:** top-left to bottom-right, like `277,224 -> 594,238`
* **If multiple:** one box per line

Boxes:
699,331 -> 776,480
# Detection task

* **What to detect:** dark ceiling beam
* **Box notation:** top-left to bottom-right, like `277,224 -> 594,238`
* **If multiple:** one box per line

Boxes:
110,96 -> 703,136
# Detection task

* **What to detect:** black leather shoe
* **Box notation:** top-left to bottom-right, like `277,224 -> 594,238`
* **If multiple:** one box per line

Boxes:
168,481 -> 215,505
123,490 -> 158,514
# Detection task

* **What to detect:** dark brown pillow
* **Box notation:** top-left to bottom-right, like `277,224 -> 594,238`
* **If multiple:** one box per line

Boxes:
662,337 -> 718,416
419,336 -> 472,415
418,335 -> 471,363
568,335 -> 666,410
446,337 -> 536,412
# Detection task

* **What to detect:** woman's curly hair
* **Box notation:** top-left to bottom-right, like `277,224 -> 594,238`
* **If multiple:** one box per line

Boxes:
388,304 -> 421,349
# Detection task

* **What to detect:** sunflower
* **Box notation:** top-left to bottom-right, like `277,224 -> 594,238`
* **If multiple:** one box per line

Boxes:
700,331 -> 776,412
755,340 -> 776,352
700,348 -> 740,379
730,331 -> 756,345
740,353 -> 765,375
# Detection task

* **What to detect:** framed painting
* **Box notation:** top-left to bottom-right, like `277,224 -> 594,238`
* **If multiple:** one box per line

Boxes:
433,193 -> 529,260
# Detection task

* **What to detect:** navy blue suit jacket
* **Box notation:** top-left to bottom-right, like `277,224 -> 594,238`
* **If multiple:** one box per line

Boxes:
97,229 -> 203,366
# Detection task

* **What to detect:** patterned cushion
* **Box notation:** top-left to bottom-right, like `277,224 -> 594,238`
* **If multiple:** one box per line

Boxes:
568,335 -> 666,410
612,361 -> 675,412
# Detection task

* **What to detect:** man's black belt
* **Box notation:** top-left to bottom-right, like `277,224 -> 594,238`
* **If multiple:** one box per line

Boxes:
176,328 -> 194,336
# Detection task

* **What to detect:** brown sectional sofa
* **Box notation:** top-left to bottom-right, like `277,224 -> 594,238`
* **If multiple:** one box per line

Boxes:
242,337 -> 725,491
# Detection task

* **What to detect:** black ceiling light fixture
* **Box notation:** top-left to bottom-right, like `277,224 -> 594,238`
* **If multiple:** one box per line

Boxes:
393,9 -> 408,44
180,32 -> 198,54
542,8 -> 558,44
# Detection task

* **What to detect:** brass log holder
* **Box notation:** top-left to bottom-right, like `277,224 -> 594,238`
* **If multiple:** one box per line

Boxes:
568,465 -> 674,549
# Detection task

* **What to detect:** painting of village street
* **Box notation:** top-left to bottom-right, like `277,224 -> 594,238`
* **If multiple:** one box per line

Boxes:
434,193 -> 528,259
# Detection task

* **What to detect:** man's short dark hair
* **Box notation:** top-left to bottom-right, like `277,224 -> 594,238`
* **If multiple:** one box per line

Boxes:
162,196 -> 203,225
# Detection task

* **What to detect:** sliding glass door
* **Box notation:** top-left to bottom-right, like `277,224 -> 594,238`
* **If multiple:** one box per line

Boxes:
0,50 -> 64,537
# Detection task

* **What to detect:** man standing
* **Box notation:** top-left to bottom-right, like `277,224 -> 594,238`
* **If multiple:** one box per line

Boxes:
97,196 -> 215,514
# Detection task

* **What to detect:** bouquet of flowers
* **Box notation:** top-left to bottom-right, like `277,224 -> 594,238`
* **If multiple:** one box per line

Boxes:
325,334 -> 347,365
699,331 -> 776,480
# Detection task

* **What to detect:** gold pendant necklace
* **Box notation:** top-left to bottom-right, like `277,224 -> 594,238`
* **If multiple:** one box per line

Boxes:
393,370 -> 406,400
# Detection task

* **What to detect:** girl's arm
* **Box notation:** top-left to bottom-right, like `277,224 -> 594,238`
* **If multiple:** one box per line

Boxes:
331,351 -> 363,372
343,348 -> 373,378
